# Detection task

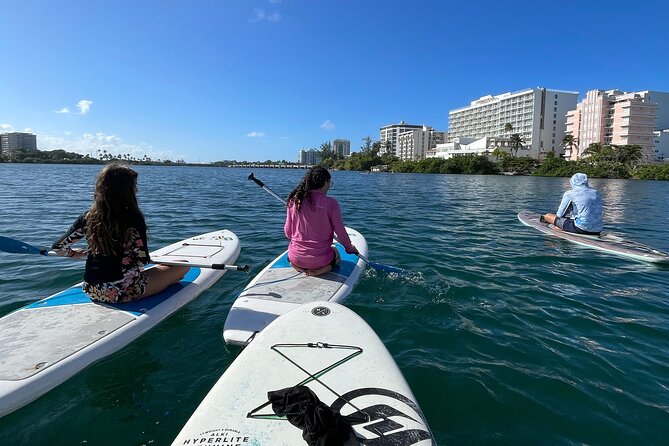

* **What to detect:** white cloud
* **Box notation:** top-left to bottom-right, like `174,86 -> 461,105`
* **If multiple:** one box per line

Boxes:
320,120 -> 336,131
1,123 -> 14,132
55,107 -> 70,114
251,8 -> 281,22
77,100 -> 93,114
37,131 -> 183,162
247,131 -> 266,138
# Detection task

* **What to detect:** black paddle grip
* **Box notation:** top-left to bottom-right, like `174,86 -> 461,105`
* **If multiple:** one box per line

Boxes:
247,173 -> 264,188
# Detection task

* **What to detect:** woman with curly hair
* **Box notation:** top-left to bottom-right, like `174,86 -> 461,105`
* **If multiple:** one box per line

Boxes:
284,166 -> 358,276
52,162 -> 188,303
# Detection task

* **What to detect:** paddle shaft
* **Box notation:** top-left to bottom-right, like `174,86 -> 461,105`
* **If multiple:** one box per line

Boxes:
0,237 -> 248,271
42,250 -> 249,271
247,172 -> 371,264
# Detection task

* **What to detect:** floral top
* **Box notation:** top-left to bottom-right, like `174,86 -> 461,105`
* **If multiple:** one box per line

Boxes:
52,211 -> 150,285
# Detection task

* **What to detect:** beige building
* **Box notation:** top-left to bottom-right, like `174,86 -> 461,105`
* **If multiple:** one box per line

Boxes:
396,126 -> 446,161
379,121 -> 424,156
331,139 -> 351,158
565,90 -> 669,161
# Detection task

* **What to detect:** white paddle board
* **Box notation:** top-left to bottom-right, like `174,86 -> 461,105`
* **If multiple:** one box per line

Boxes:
223,227 -> 368,346
172,301 -> 435,445
0,229 -> 241,417
518,210 -> 669,263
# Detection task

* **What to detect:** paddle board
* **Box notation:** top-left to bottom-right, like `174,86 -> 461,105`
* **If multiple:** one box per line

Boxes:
223,227 -> 368,346
172,301 -> 435,446
518,210 -> 669,263
0,229 -> 241,417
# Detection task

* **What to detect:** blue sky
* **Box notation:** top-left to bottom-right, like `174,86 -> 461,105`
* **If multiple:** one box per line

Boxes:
2,0 -> 668,163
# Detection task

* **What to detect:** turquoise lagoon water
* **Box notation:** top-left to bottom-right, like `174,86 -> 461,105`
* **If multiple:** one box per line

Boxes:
0,163 -> 668,445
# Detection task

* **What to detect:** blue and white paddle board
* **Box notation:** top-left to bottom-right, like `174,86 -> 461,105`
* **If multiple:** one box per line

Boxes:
518,210 -> 669,263
173,301 -> 435,445
223,227 -> 368,346
0,229 -> 241,417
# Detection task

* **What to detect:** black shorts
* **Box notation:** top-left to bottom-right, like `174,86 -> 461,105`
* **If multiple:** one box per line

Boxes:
287,251 -> 338,270
555,217 -> 600,235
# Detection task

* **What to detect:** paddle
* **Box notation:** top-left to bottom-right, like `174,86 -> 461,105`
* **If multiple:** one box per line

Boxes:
0,236 -> 250,272
247,172 -> 406,274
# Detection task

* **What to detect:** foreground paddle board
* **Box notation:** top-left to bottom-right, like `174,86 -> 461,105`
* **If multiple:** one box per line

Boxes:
0,229 -> 241,417
223,227 -> 368,346
518,210 -> 669,263
173,301 -> 435,445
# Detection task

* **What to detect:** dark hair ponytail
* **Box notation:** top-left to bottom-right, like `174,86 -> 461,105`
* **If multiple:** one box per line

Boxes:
287,166 -> 331,213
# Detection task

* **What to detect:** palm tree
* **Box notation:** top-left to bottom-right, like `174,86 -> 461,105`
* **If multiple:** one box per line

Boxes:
491,147 -> 504,162
504,123 -> 513,134
509,133 -> 525,157
615,144 -> 644,165
561,134 -> 579,158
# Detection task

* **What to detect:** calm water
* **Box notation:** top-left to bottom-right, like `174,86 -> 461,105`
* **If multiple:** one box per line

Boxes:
1,164 -> 668,446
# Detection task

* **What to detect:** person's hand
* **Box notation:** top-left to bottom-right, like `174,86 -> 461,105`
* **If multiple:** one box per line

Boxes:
346,246 -> 359,255
68,248 -> 87,258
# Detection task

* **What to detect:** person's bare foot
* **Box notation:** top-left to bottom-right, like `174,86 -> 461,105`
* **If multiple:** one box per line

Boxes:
305,265 -> 332,276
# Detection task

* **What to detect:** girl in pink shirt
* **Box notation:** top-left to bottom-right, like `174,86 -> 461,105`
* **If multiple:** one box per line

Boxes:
284,166 -> 358,276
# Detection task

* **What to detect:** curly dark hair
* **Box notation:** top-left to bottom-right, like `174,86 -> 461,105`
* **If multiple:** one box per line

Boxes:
87,162 -> 144,256
287,166 -> 331,213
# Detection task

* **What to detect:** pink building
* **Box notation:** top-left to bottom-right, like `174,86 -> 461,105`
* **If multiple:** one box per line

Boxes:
564,89 -> 665,161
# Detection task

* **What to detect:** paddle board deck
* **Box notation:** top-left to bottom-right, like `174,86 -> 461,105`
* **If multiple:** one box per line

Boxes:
223,227 -> 368,346
173,301 -> 435,445
0,229 -> 241,417
518,210 -> 669,263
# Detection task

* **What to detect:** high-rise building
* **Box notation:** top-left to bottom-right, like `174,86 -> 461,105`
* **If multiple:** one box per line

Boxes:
0,132 -> 37,156
448,88 -> 578,159
298,148 -> 321,166
396,126 -> 446,160
565,89 -> 669,161
652,130 -> 669,162
379,121 -> 424,156
332,139 -> 351,158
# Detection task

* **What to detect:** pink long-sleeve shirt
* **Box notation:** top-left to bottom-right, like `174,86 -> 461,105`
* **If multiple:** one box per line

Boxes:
284,190 -> 355,270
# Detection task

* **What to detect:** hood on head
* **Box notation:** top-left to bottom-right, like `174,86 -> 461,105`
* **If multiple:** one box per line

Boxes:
570,173 -> 589,187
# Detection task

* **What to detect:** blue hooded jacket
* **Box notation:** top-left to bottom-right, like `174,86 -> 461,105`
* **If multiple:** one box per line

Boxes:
556,173 -> 603,233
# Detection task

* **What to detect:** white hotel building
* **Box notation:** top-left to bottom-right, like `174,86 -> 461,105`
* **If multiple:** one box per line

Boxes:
445,88 -> 578,159
380,122 -> 446,161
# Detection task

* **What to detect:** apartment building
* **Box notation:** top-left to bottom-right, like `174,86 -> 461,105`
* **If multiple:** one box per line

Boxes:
379,121 -> 424,156
0,132 -> 37,156
332,139 -> 351,158
298,148 -> 321,166
396,126 -> 446,161
652,130 -> 669,162
448,88 -> 578,159
565,89 -> 669,161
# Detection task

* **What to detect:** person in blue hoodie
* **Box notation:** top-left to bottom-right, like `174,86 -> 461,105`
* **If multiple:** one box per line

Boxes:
541,173 -> 603,235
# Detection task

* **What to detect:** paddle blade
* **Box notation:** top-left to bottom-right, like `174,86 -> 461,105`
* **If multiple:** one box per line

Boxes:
0,236 -> 45,255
